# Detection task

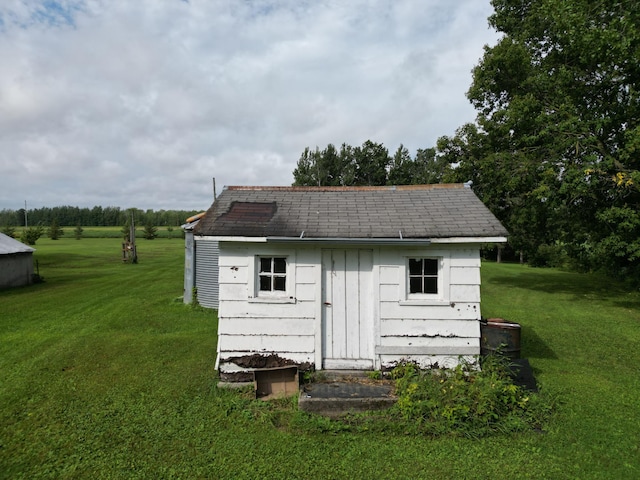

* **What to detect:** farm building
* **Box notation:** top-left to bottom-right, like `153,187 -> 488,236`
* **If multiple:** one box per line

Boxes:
0,232 -> 35,289
182,212 -> 220,308
192,184 -> 508,381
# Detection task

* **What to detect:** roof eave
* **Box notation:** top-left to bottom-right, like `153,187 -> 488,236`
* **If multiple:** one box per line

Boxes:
200,235 -> 433,246
430,236 -> 508,244
199,235 -> 507,245
195,235 -> 268,243
265,237 -> 432,246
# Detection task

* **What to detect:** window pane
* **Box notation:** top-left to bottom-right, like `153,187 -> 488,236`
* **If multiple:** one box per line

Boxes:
259,275 -> 271,291
409,258 -> 422,275
260,257 -> 272,273
273,257 -> 286,274
424,258 -> 438,275
274,276 -> 286,291
409,277 -> 422,294
424,277 -> 438,294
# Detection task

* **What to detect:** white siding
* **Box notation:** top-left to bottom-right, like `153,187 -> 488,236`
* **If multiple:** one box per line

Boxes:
380,319 -> 480,337
375,245 -> 482,369
216,242 -> 484,374
219,334 -> 315,353
219,317 -> 313,336
217,244 -> 318,373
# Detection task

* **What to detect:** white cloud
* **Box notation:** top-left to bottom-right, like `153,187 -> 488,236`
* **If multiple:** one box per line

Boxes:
0,0 -> 499,211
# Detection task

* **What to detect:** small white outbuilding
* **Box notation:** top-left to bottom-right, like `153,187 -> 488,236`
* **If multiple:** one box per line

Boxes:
192,184 -> 508,381
0,232 -> 35,289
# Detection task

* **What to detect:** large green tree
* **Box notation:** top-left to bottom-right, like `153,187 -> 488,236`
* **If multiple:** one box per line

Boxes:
292,144 -> 350,186
388,145 -> 453,185
292,141 -> 392,187
461,0 -> 640,276
293,140 -> 454,187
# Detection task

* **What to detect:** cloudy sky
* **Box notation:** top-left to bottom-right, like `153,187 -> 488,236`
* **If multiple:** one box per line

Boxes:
0,0 -> 500,211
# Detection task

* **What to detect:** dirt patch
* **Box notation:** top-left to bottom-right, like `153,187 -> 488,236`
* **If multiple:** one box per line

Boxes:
222,353 -> 313,370
219,353 -> 314,383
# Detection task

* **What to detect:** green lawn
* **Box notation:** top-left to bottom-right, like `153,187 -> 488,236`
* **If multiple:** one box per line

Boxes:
13,225 -> 184,239
1,238 -> 639,479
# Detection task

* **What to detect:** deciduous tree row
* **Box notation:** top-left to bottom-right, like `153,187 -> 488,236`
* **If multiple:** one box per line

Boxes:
0,206 -> 200,228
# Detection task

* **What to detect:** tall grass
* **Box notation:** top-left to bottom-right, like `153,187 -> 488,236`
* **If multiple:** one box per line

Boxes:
1,240 -> 639,479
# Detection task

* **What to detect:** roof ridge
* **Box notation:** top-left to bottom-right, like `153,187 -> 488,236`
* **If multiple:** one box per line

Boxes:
225,184 -> 464,192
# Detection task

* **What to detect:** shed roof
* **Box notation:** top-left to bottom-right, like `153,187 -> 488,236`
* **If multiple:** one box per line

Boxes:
0,232 -> 35,254
194,184 -> 508,241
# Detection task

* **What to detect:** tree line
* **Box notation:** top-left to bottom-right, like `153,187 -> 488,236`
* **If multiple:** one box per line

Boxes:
293,141 -> 450,187
293,1 -> 640,283
0,206 -> 201,229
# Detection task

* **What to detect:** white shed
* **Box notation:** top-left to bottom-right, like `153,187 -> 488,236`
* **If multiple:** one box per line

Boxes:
193,184 -> 508,382
0,232 -> 35,289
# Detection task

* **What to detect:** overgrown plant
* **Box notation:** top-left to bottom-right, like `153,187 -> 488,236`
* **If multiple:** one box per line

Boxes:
390,356 -> 552,437
190,287 -> 200,309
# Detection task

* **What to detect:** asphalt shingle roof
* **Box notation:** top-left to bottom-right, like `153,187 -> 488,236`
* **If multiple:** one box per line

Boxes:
194,184 -> 508,239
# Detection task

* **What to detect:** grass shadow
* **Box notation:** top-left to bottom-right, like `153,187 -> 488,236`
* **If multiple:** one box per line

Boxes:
521,326 -> 558,360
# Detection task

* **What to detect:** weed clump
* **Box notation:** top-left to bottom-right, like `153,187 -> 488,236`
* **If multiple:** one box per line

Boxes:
215,356 -> 556,439
389,356 -> 554,437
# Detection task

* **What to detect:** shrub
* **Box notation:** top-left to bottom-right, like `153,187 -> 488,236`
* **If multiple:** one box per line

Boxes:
47,219 -> 64,240
390,356 -> 551,437
2,224 -> 16,238
143,223 -> 158,240
20,225 -> 44,245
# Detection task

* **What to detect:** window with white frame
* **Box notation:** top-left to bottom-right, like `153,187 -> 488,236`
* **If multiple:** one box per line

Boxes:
258,256 -> 287,293
408,257 -> 439,294
399,252 -> 450,305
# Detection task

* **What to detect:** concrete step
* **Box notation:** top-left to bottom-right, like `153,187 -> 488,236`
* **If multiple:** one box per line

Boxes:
318,370 -> 372,381
298,381 -> 396,417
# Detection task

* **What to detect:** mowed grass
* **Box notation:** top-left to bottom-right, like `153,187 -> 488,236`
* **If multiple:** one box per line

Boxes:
14,225 -> 184,239
1,238 -> 640,479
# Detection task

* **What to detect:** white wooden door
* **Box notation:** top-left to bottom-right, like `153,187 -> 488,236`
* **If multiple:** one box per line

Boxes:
321,249 -> 374,369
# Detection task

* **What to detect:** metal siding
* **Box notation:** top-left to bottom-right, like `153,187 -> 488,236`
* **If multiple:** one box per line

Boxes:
0,253 -> 34,288
195,239 -> 219,309
183,232 -> 195,304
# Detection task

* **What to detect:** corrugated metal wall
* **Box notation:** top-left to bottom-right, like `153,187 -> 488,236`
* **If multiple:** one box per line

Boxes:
194,239 -> 219,309
183,232 -> 195,304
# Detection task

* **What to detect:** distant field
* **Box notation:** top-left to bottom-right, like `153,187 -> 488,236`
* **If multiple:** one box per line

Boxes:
80,226 -> 184,239
13,225 -> 185,239
1,238 -> 639,479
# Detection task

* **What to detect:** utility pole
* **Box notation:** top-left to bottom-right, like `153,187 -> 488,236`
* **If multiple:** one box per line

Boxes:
24,200 -> 28,228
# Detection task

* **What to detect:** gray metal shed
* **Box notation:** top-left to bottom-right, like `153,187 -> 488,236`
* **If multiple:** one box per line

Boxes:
0,232 -> 35,289
182,213 -> 219,309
